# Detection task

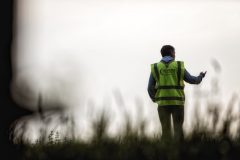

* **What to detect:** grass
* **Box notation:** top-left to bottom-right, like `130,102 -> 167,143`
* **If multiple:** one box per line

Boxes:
18,130 -> 240,160
13,79 -> 240,159
15,108 -> 240,160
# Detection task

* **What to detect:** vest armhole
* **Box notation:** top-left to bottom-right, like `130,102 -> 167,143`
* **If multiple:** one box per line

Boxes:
177,61 -> 181,86
180,61 -> 185,82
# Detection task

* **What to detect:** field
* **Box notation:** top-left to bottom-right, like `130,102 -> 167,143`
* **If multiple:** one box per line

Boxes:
15,108 -> 240,160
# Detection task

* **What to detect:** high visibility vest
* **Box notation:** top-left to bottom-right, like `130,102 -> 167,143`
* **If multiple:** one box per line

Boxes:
151,61 -> 185,106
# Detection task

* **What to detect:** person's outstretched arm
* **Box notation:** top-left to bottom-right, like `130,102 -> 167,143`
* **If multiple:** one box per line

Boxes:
147,73 -> 157,101
184,69 -> 207,84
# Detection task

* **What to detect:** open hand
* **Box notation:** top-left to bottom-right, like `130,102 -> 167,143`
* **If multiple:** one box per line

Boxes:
200,71 -> 207,78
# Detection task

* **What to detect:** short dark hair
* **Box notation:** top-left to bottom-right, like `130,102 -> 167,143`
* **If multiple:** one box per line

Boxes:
160,45 -> 175,57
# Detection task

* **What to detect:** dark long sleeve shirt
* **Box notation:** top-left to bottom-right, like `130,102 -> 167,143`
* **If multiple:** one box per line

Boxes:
147,56 -> 204,100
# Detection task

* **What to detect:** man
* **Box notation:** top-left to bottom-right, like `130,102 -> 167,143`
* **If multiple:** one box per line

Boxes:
148,45 -> 206,142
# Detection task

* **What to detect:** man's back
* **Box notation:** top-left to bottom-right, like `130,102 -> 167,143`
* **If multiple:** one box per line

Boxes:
151,60 -> 185,106
148,56 -> 206,103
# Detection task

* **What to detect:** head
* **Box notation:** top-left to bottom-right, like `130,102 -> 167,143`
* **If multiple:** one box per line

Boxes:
160,45 -> 175,59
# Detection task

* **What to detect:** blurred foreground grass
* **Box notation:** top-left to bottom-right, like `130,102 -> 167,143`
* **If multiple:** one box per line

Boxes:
19,134 -> 240,160
16,110 -> 240,160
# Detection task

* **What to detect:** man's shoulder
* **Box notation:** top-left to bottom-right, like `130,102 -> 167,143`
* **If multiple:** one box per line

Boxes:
176,60 -> 185,65
150,62 -> 159,66
176,60 -> 184,63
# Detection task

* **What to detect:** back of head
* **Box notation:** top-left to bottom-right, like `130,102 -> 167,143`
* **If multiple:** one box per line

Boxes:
160,45 -> 175,57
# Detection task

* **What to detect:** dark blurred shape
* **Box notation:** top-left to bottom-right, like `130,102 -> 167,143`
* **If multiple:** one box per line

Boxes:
135,96 -> 147,137
220,94 -> 239,137
208,104 -> 220,132
37,93 -> 65,122
91,111 -> 109,141
38,94 -> 45,120
0,0 -> 33,159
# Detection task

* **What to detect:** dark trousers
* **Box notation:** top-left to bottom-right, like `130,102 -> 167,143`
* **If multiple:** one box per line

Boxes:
158,105 -> 184,142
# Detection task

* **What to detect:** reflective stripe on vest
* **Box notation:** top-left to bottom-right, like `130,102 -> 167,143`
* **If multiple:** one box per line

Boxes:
151,61 -> 185,106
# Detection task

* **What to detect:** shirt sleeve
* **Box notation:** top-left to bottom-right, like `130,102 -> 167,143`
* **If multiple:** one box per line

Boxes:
147,73 -> 157,101
184,69 -> 203,84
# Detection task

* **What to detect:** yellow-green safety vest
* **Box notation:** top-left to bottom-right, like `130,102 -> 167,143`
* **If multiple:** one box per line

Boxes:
151,61 -> 185,106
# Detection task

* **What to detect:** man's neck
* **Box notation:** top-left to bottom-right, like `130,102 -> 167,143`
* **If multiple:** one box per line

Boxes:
161,56 -> 174,63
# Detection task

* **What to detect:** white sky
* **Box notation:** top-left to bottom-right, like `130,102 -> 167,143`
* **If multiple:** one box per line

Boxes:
12,0 -> 240,141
